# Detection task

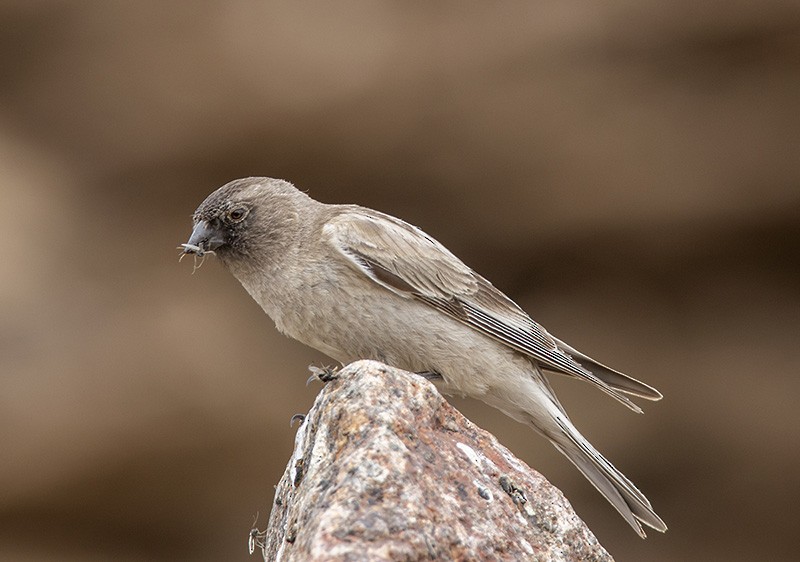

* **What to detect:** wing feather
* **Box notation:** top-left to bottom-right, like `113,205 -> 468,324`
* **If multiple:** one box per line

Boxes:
324,209 -> 646,412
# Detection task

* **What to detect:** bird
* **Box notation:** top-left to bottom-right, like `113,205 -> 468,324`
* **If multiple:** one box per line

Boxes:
180,176 -> 667,538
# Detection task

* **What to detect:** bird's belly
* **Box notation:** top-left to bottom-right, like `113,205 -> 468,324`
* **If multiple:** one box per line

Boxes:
275,283 -> 526,399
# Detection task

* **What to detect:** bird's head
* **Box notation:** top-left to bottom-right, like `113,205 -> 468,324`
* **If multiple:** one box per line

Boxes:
179,177 -> 310,271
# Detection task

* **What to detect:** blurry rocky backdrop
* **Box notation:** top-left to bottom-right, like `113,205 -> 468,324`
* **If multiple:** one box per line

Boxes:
1,1 -> 798,560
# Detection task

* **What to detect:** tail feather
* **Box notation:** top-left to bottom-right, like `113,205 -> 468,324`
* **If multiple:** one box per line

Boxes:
484,363 -> 666,537
552,416 -> 667,538
551,337 -> 663,401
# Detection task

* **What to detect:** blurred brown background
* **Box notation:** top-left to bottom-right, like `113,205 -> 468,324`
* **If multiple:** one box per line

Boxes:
1,1 -> 798,560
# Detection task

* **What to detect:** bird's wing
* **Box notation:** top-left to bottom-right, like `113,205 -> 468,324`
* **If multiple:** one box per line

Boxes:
324,208 -> 646,412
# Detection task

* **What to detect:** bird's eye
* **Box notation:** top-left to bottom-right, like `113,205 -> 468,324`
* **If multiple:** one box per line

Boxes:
229,207 -> 248,222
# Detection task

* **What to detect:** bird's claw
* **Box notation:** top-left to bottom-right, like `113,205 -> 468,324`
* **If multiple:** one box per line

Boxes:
416,370 -> 443,382
307,364 -> 340,384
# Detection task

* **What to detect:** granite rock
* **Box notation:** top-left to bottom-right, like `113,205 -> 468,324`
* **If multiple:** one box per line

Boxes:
254,360 -> 613,562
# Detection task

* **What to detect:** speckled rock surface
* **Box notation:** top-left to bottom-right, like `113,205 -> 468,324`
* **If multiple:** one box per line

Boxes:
254,360 -> 613,562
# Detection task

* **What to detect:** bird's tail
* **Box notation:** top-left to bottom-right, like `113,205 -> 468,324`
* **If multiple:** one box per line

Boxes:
482,364 -> 666,537
546,413 -> 667,538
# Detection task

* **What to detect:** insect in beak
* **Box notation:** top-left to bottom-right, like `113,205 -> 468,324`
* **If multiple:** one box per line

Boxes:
177,243 -> 215,273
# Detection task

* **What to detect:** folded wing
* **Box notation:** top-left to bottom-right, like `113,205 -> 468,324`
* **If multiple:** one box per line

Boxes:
324,208 -> 659,411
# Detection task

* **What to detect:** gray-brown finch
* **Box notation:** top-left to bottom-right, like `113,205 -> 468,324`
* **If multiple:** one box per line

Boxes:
181,177 -> 666,537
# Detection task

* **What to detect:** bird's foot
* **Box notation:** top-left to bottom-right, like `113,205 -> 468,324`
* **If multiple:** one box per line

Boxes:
307,364 -> 340,384
416,370 -> 443,382
289,413 -> 306,427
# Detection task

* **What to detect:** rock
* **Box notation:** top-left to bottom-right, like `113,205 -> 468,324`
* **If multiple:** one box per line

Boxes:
252,360 -> 613,562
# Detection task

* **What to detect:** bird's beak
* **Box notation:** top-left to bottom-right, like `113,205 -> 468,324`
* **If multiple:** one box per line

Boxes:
181,220 -> 226,256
